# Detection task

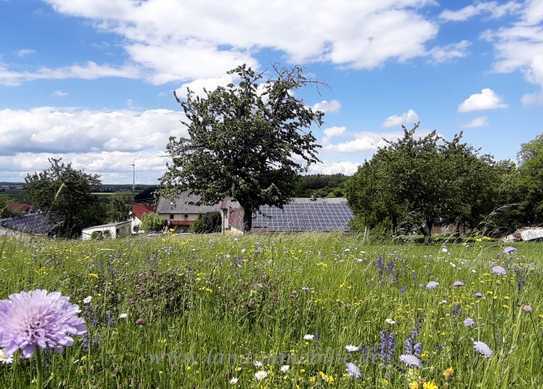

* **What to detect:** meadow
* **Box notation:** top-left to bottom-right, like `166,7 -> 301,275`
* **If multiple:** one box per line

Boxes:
0,234 -> 541,388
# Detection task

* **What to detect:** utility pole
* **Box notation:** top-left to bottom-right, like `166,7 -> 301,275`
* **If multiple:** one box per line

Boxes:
131,162 -> 136,194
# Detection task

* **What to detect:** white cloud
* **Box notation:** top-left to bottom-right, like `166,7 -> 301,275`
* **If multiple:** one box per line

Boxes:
321,126 -> 346,145
175,76 -> 235,99
44,0 -> 438,86
324,131 -> 403,153
308,161 -> 359,175
458,88 -> 507,112
440,1 -> 521,22
312,99 -> 341,113
0,107 -> 186,155
0,62 -> 139,86
382,109 -> 419,128
462,116 -> 489,128
51,90 -> 68,97
16,48 -> 36,57
429,40 -> 470,63
0,107 -> 189,183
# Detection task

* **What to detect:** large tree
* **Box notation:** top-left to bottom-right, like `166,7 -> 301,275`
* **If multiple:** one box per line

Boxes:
518,134 -> 543,223
161,65 -> 323,231
347,126 -> 507,242
25,158 -> 103,237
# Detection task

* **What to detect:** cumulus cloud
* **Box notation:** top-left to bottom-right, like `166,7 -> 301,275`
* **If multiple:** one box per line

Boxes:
320,126 -> 346,145
440,1 -> 521,22
462,116 -> 489,128
324,131 -> 403,153
382,109 -> 419,128
0,107 -> 189,183
429,40 -> 471,63
312,100 -> 341,113
16,48 -> 36,57
458,88 -> 507,112
308,161 -> 359,175
43,0 -> 438,86
0,62 -> 140,86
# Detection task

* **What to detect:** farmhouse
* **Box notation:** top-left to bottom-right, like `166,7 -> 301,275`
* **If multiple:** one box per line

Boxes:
156,192 -> 221,232
81,221 -> 131,240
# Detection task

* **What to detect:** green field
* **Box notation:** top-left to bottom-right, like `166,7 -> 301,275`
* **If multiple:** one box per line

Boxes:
0,234 -> 541,388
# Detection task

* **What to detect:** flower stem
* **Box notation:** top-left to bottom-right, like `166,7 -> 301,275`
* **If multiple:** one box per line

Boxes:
36,348 -> 44,389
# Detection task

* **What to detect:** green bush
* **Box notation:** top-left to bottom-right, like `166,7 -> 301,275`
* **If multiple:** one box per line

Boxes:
190,212 -> 222,233
141,212 -> 164,232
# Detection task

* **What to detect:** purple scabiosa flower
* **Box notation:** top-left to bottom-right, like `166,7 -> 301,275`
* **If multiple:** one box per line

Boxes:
0,290 -> 86,358
503,246 -> 517,255
474,292 -> 484,299
426,281 -> 439,290
463,318 -> 475,327
452,280 -> 464,288
491,265 -> 507,276
473,341 -> 493,358
376,256 -> 385,277
399,354 -> 421,368
346,362 -> 362,379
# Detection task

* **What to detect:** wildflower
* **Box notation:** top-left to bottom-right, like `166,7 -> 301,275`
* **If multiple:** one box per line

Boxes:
0,290 -> 86,358
119,313 -> 128,320
135,318 -> 145,326
400,354 -> 421,368
423,381 -> 438,389
0,349 -> 12,364
503,246 -> 517,254
345,344 -> 360,353
380,330 -> 396,363
254,370 -> 268,381
280,365 -> 290,373
426,281 -> 439,290
319,371 -> 335,384
491,265 -> 507,276
409,381 -> 420,389
452,280 -> 464,288
521,304 -> 533,313
443,367 -> 454,381
303,334 -> 315,341
346,362 -> 361,379
253,360 -> 263,368
385,318 -> 396,325
474,292 -> 483,299
229,377 -> 239,385
463,318 -> 475,327
441,246 -> 448,253
83,296 -> 92,305
473,341 -> 493,358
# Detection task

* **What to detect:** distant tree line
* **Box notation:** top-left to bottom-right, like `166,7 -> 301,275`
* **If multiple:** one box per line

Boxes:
347,125 -> 543,241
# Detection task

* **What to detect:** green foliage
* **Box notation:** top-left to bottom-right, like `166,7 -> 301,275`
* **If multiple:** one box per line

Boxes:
347,126 -> 512,241
140,212 -> 164,232
24,158 -> 102,237
293,174 -> 349,197
161,65 -> 323,231
518,134 -> 543,223
105,194 -> 132,222
189,212 -> 222,234
0,235 -> 541,387
0,197 -> 15,218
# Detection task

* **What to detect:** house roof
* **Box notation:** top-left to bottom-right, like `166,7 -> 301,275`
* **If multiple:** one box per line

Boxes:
132,202 -> 154,219
0,213 -> 61,235
157,192 -> 221,214
7,202 -> 32,214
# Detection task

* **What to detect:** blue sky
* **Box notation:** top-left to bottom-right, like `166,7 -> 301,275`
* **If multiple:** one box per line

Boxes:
0,0 -> 542,183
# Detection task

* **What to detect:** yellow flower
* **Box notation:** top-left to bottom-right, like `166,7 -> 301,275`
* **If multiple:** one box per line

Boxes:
318,371 -> 335,384
423,381 -> 438,389
443,367 -> 454,381
409,381 -> 420,389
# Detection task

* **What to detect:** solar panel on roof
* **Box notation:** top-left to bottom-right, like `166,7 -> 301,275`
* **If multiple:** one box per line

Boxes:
252,201 -> 353,232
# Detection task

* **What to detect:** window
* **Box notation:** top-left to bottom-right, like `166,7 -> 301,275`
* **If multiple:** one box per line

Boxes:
184,214 -> 189,219
170,214 -> 174,219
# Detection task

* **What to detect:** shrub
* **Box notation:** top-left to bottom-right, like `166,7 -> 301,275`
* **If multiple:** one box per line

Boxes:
190,212 -> 222,233
141,212 -> 164,232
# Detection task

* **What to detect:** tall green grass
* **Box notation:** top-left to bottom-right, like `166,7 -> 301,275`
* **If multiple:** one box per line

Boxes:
0,234 -> 541,388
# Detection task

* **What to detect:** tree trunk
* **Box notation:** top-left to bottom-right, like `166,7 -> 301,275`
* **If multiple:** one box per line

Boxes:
424,219 -> 433,244
242,206 -> 253,233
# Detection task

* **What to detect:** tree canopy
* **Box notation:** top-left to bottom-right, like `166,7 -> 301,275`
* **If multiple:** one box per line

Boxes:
347,126 -> 511,241
161,65 -> 323,231
25,158 -> 103,237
